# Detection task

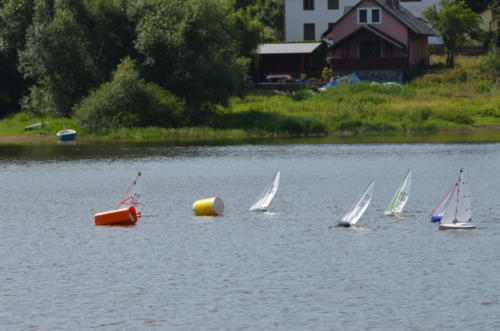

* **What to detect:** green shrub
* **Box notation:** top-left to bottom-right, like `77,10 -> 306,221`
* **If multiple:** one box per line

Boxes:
348,82 -> 405,96
213,109 -> 326,135
410,107 -> 433,122
338,120 -> 363,131
292,89 -> 314,101
480,51 -> 500,84
21,85 -> 58,117
73,57 -> 185,133
364,122 -> 397,132
474,81 -> 493,93
454,112 -> 474,125
279,116 -> 325,135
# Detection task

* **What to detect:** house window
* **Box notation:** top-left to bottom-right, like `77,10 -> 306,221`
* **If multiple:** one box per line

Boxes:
358,8 -> 382,24
359,9 -> 368,23
328,0 -> 339,10
359,41 -> 381,58
328,22 -> 335,30
304,23 -> 316,40
304,0 -> 314,10
372,8 -> 380,23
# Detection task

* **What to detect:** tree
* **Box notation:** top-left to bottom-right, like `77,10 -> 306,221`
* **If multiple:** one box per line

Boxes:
463,0 -> 493,13
132,0 -> 249,122
0,0 -> 35,115
423,0 -> 481,68
74,57 -> 184,132
18,0 -> 100,116
254,0 -> 284,41
232,6 -> 263,59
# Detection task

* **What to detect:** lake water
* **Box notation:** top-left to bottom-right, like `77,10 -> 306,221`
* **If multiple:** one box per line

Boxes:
1,142 -> 500,330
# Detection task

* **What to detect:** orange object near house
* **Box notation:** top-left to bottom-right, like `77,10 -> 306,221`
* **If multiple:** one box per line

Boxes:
94,206 -> 138,226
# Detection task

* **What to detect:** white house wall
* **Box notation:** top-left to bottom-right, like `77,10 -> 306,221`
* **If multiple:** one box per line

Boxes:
285,0 -> 440,42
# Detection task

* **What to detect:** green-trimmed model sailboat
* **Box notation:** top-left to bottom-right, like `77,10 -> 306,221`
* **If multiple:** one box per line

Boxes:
384,170 -> 412,216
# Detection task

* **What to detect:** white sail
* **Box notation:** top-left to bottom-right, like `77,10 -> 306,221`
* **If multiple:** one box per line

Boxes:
249,171 -> 280,211
440,182 -> 458,225
431,183 -> 457,218
117,172 -> 143,215
456,170 -> 472,222
385,170 -> 412,215
341,180 -> 374,225
440,169 -> 472,225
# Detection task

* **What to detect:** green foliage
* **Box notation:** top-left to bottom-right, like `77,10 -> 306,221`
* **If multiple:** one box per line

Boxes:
292,89 -> 314,101
321,67 -> 333,82
18,0 -> 100,116
2,0 -> 259,123
253,0 -> 284,41
0,0 -> 35,55
423,0 -> 481,68
73,57 -> 184,133
480,50 -> 500,85
213,109 -> 326,135
230,57 -> 500,134
232,7 -> 263,59
20,85 -> 57,116
133,0 -> 249,120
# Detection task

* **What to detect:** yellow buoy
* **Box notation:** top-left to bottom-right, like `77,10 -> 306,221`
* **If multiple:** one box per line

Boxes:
193,197 -> 224,216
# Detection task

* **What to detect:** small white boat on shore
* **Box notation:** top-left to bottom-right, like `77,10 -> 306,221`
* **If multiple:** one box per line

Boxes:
56,129 -> 76,141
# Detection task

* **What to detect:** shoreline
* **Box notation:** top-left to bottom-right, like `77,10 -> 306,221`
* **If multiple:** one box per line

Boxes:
3,124 -> 500,145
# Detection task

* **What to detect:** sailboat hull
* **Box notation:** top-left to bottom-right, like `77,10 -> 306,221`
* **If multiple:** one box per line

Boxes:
337,221 -> 351,227
250,207 -> 267,212
439,223 -> 476,230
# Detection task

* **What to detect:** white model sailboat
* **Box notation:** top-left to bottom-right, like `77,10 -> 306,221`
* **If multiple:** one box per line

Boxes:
338,180 -> 374,227
117,172 -> 143,217
438,169 -> 475,230
384,169 -> 412,216
430,183 -> 456,222
249,171 -> 280,212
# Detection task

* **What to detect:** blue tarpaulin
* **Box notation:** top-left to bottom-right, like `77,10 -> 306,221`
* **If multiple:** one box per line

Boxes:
322,73 -> 360,89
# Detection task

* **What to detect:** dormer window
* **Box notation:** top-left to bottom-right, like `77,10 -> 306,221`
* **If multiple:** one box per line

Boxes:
358,8 -> 382,24
372,8 -> 380,23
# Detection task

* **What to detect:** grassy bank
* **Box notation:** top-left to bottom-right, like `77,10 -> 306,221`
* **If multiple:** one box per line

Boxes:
1,56 -> 499,143
229,56 -> 500,134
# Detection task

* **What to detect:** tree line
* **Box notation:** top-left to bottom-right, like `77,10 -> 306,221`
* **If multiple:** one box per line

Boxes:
0,0 -> 284,131
0,0 -> 496,129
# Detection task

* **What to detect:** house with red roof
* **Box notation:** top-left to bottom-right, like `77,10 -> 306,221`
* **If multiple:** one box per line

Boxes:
323,0 -> 435,81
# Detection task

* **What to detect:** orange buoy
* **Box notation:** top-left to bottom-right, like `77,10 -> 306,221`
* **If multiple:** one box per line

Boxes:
95,206 -> 138,226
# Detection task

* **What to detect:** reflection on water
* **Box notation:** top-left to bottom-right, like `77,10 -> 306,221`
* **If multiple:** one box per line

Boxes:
2,130 -> 500,161
1,142 -> 500,330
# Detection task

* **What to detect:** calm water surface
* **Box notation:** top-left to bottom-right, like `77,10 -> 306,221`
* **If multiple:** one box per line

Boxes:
1,142 -> 500,330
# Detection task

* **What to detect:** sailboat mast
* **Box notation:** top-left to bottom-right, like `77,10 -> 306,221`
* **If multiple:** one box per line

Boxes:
453,169 -> 463,223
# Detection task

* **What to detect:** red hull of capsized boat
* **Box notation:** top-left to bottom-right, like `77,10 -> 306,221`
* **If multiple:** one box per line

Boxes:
95,206 -> 138,226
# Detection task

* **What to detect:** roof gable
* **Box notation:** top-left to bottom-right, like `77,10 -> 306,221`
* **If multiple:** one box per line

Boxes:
325,0 -> 434,38
331,24 -> 406,50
